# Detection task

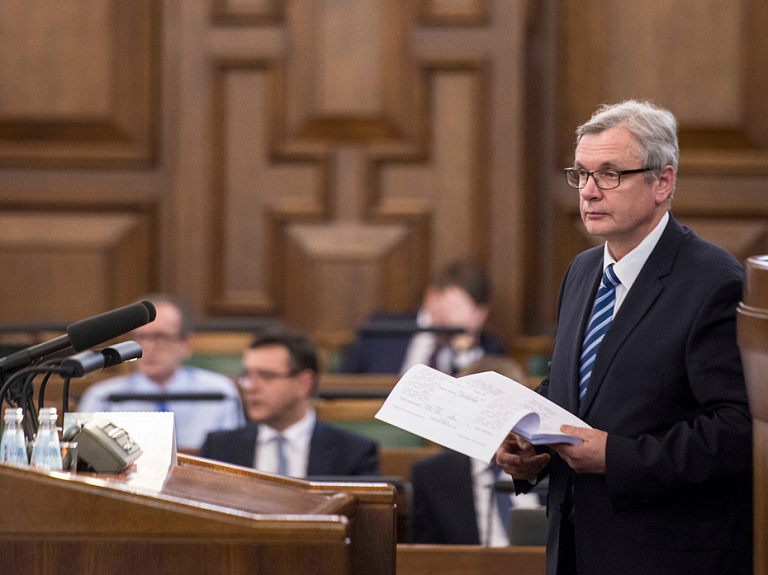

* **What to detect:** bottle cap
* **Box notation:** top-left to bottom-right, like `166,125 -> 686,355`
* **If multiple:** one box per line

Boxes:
3,407 -> 23,421
38,407 -> 58,421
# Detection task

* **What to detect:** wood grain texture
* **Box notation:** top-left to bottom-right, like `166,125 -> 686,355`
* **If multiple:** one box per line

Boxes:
0,0 -> 157,166
558,0 -> 768,174
397,544 -> 545,575
0,211 -> 154,321
737,255 -> 768,575
3,0 -> 768,363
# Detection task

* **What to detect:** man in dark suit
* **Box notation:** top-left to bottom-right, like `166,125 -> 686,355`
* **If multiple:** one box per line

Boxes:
201,328 -> 378,477
341,259 -> 505,375
496,100 -> 752,575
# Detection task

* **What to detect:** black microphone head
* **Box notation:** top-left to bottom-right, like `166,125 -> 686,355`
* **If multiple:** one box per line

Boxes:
66,302 -> 151,351
60,350 -> 105,378
100,340 -> 143,368
140,300 -> 157,322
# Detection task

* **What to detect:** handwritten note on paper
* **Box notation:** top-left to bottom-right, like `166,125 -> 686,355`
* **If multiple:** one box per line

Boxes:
375,364 -> 590,462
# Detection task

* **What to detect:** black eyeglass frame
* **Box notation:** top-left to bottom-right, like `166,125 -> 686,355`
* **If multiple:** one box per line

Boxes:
563,167 -> 654,190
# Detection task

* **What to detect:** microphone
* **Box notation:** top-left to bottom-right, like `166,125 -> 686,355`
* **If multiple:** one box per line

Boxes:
140,300 -> 157,322
0,301 -> 152,374
100,340 -> 143,368
56,341 -> 143,416
60,350 -> 105,378
67,302 -> 151,352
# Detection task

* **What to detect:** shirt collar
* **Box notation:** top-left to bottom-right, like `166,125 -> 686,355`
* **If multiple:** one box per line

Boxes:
257,408 -> 316,446
603,211 -> 669,291
416,308 -> 432,328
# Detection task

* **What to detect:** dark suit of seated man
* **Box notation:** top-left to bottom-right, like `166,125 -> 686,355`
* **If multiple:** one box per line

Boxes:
341,259 -> 505,375
201,328 -> 378,477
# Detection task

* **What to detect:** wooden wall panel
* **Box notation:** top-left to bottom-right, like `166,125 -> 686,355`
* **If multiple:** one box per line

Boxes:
198,1 -> 530,348
419,0 -> 490,25
6,0 -> 765,361
534,0 -> 768,330
0,0 -> 157,167
0,212 -> 154,322
559,0 -> 768,174
209,60 -> 328,315
376,64 -> 488,269
211,0 -> 285,25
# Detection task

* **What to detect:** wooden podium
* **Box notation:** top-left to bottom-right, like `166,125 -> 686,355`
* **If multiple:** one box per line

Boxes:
737,255 -> 768,575
0,454 -> 396,575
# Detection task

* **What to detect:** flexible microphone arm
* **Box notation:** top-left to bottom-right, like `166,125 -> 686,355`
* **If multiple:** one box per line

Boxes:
34,341 -> 145,417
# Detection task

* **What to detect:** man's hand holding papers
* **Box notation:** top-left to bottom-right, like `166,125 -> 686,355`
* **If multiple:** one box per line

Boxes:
375,364 -> 590,463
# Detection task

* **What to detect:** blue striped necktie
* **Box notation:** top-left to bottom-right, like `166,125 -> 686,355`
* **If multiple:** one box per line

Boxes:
579,264 -> 621,405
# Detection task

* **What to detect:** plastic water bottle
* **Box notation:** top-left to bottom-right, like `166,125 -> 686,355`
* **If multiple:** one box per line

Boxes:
30,407 -> 63,471
0,408 -> 28,466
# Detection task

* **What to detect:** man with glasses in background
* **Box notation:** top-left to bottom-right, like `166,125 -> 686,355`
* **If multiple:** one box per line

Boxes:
200,328 -> 378,477
496,101 -> 752,575
77,294 -> 245,450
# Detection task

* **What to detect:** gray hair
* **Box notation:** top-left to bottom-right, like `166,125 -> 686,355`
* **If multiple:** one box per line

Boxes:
576,100 -> 678,195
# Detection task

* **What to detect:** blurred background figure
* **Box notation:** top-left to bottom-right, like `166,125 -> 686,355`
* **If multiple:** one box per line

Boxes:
200,327 -> 379,478
341,260 -> 505,376
410,355 -> 543,546
76,295 -> 245,450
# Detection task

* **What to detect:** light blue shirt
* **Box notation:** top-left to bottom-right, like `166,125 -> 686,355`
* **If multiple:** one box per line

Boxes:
76,366 -> 245,449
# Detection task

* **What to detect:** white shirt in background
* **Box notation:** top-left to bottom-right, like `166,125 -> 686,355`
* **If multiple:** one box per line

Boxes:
254,408 -> 316,478
471,458 -> 542,547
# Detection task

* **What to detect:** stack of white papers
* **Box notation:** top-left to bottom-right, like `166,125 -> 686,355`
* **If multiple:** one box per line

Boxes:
375,364 -> 590,462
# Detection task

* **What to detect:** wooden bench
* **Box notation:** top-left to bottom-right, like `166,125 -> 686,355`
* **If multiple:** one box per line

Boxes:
397,544 -> 545,575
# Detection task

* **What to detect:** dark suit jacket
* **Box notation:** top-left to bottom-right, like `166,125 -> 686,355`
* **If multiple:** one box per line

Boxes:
340,311 -> 506,374
533,215 -> 752,575
411,450 -> 480,544
199,421 -> 379,477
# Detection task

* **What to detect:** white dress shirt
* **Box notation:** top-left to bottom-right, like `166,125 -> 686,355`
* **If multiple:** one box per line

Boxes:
254,408 -> 316,477
604,211 -> 669,316
471,458 -> 542,547
400,310 -> 485,375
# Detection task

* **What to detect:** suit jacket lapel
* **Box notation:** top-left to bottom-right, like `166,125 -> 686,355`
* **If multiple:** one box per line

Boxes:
235,424 -> 260,468
579,216 -> 684,417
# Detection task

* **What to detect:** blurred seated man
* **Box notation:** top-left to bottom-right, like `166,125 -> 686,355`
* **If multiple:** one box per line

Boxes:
411,355 -> 542,545
76,295 -> 245,450
200,328 -> 379,477
341,259 -> 505,375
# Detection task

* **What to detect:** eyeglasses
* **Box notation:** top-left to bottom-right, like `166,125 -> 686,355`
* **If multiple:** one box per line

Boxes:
564,167 -> 654,190
132,332 -> 185,344
239,369 -> 298,387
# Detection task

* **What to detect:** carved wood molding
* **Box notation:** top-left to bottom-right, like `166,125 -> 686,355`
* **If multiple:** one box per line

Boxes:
208,58 -> 332,316
558,0 -> 768,175
0,0 -> 158,167
418,0 -> 490,27
211,0 -> 286,26
366,59 -> 492,270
